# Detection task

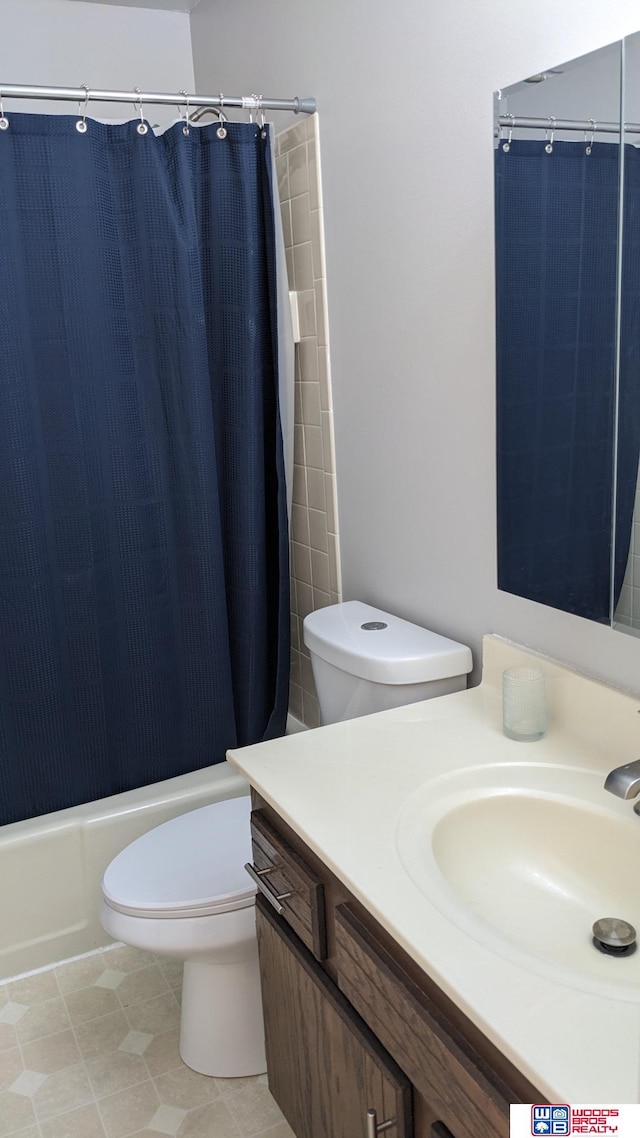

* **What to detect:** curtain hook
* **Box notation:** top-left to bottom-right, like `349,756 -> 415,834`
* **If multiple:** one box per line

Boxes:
586,118 -> 596,155
545,115 -> 556,154
502,113 -> 514,153
217,93 -> 227,139
0,92 -> 8,132
257,95 -> 267,138
179,89 -> 190,136
133,87 -> 148,135
76,84 -> 90,134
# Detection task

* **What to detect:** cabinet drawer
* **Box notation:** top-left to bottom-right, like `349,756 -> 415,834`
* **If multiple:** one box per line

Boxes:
249,810 -> 327,960
335,904 -> 513,1138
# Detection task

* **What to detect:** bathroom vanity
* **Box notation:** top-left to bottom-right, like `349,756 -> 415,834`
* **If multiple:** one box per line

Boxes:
227,634 -> 640,1128
249,800 -> 541,1138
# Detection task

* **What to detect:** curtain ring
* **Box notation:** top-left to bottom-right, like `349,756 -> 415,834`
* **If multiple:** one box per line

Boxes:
76,84 -> 90,134
0,92 -> 8,131
586,118 -> 596,155
257,95 -> 267,138
502,113 -> 514,153
179,89 -> 190,136
545,115 -> 556,154
133,87 -> 148,135
217,93 -> 227,139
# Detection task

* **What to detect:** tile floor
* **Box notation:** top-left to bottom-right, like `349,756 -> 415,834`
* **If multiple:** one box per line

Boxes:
0,945 -> 294,1138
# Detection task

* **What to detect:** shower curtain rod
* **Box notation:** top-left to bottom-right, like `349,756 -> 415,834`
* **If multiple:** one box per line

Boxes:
0,82 -> 316,115
498,114 -> 640,135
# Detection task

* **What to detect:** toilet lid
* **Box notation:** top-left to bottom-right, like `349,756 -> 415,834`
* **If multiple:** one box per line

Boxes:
101,796 -> 256,919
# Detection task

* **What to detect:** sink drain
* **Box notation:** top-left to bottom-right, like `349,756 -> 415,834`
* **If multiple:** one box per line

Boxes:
592,917 -> 637,957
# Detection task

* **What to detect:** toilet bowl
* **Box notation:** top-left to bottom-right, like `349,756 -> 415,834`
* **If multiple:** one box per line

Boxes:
100,794 -> 265,1078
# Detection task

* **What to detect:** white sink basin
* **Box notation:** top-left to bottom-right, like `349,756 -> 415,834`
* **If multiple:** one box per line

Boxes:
396,763 -> 640,1001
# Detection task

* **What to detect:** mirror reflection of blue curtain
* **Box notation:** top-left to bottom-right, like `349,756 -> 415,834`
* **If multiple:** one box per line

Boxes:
618,147 -> 640,615
0,114 -> 289,826
496,139 -> 640,622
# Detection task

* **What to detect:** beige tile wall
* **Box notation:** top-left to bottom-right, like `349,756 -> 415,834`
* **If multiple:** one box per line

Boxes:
276,115 -> 341,728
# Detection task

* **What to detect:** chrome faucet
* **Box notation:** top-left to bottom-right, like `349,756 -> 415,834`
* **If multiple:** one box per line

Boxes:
604,760 -> 640,813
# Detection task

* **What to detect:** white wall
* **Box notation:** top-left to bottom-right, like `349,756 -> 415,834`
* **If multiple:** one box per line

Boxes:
190,0 -> 640,692
504,39 -> 622,137
1,0 -> 194,126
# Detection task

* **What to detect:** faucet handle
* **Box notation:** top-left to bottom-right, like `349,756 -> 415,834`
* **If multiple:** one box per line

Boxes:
604,761 -> 640,800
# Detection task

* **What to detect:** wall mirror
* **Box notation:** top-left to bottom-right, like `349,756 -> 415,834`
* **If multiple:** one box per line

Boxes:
494,32 -> 640,636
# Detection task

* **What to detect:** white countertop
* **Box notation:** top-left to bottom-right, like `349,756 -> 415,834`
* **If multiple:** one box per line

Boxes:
226,635 -> 640,1103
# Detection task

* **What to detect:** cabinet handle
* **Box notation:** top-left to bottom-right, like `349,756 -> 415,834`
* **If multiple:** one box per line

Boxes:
431,1124 -> 455,1138
244,862 -> 293,914
366,1108 -> 396,1138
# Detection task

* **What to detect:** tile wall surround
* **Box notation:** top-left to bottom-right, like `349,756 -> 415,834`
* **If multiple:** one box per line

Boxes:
0,943 -> 294,1138
276,114 -> 342,728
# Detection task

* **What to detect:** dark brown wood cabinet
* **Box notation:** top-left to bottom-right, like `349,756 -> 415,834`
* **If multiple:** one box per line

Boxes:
257,899 -> 412,1138
249,802 -> 544,1138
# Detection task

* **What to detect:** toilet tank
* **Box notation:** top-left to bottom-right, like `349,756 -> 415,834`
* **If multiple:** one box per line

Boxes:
303,601 -> 472,725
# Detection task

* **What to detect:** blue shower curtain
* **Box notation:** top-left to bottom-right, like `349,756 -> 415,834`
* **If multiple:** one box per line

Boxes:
0,113 -> 289,826
496,139 -> 640,622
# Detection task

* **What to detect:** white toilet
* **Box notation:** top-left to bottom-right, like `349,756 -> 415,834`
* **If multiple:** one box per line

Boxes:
303,600 -> 472,723
100,794 -> 265,1078
100,601 -> 471,1080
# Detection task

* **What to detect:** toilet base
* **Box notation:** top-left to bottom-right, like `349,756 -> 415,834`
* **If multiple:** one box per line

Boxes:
179,950 -> 266,1077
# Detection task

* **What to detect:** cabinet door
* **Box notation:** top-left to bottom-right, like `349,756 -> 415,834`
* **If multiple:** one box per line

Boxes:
256,897 -> 413,1138
334,904 -> 514,1138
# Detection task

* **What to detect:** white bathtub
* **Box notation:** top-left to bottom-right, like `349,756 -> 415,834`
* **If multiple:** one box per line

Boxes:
0,761 -> 249,981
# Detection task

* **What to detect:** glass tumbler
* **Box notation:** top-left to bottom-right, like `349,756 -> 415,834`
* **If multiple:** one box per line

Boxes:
502,666 -> 546,742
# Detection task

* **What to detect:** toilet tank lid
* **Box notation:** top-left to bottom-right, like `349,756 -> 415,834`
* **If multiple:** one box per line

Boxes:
303,601 -> 472,684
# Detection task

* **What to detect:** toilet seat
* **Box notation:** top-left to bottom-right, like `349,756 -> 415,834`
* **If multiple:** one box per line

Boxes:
101,795 -> 256,919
